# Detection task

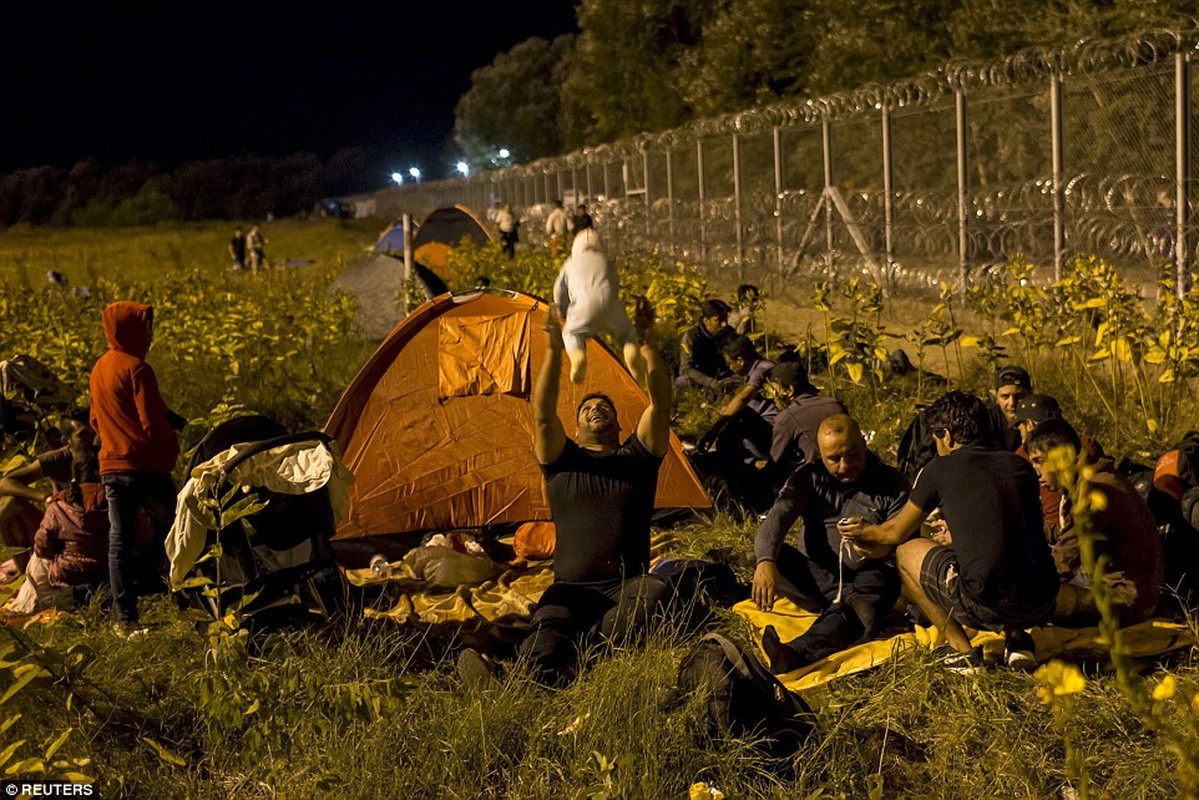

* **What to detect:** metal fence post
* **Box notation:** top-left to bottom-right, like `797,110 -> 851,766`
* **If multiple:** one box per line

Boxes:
697,139 -> 707,262
881,103 -> 895,293
733,132 -> 744,282
401,213 -> 413,313
1177,51 -> 1191,298
643,149 -> 651,240
586,163 -> 593,203
822,116 -> 834,282
956,86 -> 969,298
1051,72 -> 1065,282
666,148 -> 675,256
773,126 -> 785,280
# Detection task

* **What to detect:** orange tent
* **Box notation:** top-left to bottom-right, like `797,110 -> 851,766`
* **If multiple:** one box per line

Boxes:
324,290 -> 712,541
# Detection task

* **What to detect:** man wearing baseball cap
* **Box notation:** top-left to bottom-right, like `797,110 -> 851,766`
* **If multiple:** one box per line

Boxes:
1012,393 -> 1106,542
987,365 -> 1032,452
897,364 -> 1031,482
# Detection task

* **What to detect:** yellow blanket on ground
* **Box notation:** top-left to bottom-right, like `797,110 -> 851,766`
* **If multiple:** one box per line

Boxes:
734,598 -> 1195,693
350,561 -> 555,626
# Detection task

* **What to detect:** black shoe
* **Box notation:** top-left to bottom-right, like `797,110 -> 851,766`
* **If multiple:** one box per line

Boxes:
931,644 -> 986,675
457,648 -> 499,689
761,625 -> 806,675
1003,630 -> 1037,672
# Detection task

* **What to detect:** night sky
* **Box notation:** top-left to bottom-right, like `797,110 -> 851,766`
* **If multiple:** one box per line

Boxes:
3,1 -> 578,181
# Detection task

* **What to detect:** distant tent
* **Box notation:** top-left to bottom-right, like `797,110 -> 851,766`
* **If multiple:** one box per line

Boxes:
372,205 -> 494,276
324,290 -> 711,541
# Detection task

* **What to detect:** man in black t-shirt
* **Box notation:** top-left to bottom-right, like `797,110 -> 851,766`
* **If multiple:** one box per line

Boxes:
459,298 -> 672,688
841,391 -> 1058,674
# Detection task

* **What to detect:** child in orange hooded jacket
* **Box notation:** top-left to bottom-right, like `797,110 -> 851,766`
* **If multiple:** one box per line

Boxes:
89,301 -> 179,632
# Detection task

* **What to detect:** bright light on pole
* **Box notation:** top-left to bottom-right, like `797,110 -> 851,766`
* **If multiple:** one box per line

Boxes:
390,172 -> 404,186
498,148 -> 510,159
456,161 -> 469,177
409,167 -> 421,183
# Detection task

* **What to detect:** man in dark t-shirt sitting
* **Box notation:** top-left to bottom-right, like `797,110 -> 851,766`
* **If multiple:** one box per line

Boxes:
841,391 -> 1058,674
460,298 -> 672,688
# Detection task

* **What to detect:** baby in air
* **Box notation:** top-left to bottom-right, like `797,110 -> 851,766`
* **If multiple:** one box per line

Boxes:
552,229 -> 647,386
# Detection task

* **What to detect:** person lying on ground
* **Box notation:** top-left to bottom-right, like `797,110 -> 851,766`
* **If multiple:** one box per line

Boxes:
767,361 -> 846,479
1025,418 -> 1164,625
0,412 -> 96,577
754,414 -> 909,674
458,297 -> 671,688
841,390 -> 1058,674
676,299 -> 736,392
1011,393 -> 1106,540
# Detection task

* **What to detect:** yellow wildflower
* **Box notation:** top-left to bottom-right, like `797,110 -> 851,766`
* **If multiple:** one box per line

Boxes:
1153,674 -> 1177,702
1034,660 -> 1086,704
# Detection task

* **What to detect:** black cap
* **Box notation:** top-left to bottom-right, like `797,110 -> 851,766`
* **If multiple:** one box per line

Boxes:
769,361 -> 811,390
994,365 -> 1032,390
1013,394 -> 1062,424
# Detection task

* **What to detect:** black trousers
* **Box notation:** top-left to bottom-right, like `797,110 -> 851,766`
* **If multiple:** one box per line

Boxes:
774,544 -> 900,665
517,573 -> 670,687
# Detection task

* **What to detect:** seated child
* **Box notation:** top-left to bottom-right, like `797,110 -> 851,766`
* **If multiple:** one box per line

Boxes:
552,229 -> 647,385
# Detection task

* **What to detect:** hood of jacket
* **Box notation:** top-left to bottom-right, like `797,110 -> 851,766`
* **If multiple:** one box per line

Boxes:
102,301 -> 153,358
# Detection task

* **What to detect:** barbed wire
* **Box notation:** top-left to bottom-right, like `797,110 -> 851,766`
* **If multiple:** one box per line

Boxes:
376,26 -> 1199,291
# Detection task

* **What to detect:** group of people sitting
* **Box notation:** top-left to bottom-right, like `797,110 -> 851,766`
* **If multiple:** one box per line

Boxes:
674,295 -> 1177,674
455,284 -> 1186,690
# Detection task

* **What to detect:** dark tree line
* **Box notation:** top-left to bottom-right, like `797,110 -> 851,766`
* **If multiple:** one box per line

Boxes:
0,147 -> 383,227
453,0 -> 1198,167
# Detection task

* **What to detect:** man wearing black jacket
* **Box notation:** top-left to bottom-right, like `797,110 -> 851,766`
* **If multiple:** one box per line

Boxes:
755,414 -> 909,674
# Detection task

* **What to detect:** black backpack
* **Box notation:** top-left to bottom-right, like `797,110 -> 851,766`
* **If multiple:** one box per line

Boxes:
663,632 -> 813,766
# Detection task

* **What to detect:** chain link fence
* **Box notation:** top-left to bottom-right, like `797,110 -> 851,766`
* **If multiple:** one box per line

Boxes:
367,29 -> 1199,297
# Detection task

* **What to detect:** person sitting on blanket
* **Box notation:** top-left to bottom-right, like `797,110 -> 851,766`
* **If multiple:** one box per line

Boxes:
0,411 -> 96,580
754,413 -> 909,674
840,390 -> 1059,674
1024,418 -> 1164,625
458,297 -> 672,688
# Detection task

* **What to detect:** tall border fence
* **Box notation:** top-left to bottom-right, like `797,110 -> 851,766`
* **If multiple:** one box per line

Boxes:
369,29 -> 1199,297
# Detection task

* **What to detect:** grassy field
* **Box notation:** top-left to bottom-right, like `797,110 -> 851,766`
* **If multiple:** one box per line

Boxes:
1,225 -> 1197,797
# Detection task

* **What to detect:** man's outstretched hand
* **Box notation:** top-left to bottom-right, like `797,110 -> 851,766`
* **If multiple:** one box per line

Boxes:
543,306 -> 563,352
633,295 -> 655,337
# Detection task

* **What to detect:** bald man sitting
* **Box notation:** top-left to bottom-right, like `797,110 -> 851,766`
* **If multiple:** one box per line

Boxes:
754,414 -> 910,674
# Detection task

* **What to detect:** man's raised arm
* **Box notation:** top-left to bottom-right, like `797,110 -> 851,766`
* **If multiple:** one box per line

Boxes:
634,298 -> 671,457
533,309 -> 568,465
